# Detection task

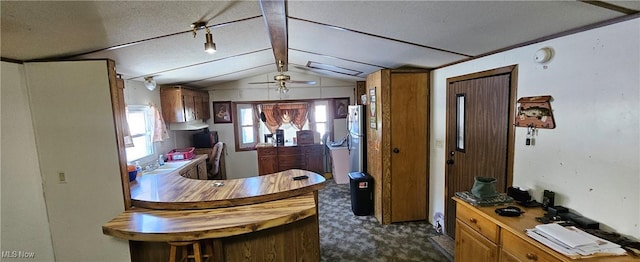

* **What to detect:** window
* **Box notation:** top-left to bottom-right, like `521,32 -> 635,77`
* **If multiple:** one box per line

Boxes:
233,99 -> 334,151
125,105 -> 154,162
235,103 -> 259,149
314,101 -> 329,139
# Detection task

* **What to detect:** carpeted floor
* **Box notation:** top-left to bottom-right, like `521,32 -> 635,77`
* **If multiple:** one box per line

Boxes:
318,178 -> 451,261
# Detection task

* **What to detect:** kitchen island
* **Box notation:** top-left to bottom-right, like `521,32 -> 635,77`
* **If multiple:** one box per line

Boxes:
103,167 -> 326,262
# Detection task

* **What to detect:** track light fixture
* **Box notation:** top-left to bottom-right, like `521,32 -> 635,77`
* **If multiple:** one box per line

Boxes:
191,21 -> 216,54
144,76 -> 157,91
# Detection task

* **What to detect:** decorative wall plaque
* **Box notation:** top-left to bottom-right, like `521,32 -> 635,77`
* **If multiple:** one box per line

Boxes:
514,95 -> 555,129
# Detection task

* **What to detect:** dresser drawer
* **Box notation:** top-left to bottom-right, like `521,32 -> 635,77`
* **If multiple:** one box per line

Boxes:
277,147 -> 299,155
501,229 -> 561,262
301,145 -> 322,154
456,203 -> 499,243
278,154 -> 305,171
257,147 -> 277,155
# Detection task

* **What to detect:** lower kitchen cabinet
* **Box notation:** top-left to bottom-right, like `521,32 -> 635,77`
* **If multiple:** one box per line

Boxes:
178,155 -> 207,180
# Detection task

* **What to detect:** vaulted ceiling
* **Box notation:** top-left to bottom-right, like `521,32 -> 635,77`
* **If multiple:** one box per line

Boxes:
1,1 -> 638,89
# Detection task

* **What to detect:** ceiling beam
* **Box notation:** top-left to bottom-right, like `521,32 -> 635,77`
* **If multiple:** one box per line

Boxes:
259,0 -> 288,71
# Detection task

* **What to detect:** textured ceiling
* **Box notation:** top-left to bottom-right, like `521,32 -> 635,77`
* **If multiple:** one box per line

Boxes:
1,1 -> 637,89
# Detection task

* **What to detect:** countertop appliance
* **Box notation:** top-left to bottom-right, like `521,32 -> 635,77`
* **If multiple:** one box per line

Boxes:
193,130 -> 218,148
347,105 -> 366,172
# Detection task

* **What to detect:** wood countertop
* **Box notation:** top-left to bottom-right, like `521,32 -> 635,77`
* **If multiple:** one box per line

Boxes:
103,192 -> 317,242
130,168 -> 326,210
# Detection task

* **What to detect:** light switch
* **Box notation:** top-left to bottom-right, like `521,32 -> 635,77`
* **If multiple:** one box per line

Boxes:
435,139 -> 444,148
58,172 -> 66,183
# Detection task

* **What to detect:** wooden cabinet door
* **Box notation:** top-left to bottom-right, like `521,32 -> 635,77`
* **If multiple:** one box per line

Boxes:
200,94 -> 210,120
500,249 -> 522,262
160,87 -> 186,122
196,159 -> 208,180
304,145 -> 324,174
455,220 -> 498,262
257,148 -> 278,176
182,94 -> 196,121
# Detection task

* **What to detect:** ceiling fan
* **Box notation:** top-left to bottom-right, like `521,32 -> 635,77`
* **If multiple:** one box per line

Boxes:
249,60 -> 317,93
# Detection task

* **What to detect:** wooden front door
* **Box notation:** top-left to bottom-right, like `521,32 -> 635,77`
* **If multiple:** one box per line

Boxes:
444,66 -> 516,237
390,72 -> 429,222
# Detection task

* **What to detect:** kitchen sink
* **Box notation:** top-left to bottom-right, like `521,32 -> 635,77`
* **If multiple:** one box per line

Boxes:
141,160 -> 191,175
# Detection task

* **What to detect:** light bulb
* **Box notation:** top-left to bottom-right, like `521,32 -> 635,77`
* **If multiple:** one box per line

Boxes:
144,76 -> 156,91
204,33 -> 216,54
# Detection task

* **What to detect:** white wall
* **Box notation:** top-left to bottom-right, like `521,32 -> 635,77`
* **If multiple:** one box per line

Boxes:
1,62 -> 56,261
207,72 -> 356,179
429,18 -> 640,238
24,61 -> 130,261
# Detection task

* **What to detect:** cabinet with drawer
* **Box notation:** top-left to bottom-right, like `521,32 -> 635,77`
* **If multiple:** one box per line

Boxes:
453,197 -> 634,262
257,144 -> 324,176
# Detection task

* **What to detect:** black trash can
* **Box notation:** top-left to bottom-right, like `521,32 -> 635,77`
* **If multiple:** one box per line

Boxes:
348,172 -> 373,216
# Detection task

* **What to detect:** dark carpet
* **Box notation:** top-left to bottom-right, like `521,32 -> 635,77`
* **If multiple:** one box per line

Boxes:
318,179 -> 451,262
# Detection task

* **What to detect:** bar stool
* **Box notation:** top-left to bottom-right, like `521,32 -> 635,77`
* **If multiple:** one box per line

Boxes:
168,240 -> 214,262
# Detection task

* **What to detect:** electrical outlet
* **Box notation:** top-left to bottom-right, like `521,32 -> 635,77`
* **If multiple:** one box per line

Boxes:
58,172 -> 66,183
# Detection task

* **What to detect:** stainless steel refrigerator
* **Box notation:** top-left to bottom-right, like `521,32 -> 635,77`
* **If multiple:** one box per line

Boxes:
347,105 -> 366,172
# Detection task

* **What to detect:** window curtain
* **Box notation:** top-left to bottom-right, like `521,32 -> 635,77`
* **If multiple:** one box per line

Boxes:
261,103 -> 310,133
151,104 -> 169,142
261,104 -> 282,134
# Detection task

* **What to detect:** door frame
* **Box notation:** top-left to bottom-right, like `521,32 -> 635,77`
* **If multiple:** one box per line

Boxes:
444,65 -> 518,236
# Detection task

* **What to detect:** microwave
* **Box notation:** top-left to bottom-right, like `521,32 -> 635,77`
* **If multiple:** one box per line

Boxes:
193,131 -> 218,148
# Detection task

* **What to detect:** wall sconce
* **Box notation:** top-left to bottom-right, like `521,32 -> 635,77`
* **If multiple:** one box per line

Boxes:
192,21 -> 216,54
144,76 -> 157,91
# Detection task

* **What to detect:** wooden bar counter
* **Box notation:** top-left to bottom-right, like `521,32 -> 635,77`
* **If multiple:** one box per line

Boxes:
103,169 -> 326,262
130,168 -> 326,210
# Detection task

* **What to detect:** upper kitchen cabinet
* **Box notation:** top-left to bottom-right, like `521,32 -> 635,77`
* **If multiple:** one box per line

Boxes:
160,86 -> 210,123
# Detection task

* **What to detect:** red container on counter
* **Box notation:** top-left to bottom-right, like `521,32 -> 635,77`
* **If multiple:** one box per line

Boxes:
166,147 -> 195,161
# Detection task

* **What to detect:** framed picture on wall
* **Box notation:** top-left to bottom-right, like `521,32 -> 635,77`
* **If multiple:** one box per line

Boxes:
334,98 -> 349,119
213,101 -> 232,123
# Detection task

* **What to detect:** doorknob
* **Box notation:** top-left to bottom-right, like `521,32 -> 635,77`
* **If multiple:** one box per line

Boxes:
447,151 -> 455,165
392,148 -> 400,153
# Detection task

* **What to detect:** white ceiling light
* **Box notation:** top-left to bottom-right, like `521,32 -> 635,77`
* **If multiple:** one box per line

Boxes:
277,81 -> 289,93
144,76 -> 157,91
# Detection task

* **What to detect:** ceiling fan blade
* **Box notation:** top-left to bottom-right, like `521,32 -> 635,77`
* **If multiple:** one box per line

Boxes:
248,81 -> 276,84
287,80 -> 317,85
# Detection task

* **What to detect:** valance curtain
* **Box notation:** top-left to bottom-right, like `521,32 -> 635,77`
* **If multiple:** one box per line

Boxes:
261,103 -> 309,133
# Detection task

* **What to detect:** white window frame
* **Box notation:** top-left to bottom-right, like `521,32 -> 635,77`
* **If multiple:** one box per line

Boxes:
235,103 -> 258,149
125,105 -> 154,162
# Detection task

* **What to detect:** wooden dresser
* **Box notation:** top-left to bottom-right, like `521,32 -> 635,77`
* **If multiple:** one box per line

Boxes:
453,197 -> 637,262
257,144 -> 324,176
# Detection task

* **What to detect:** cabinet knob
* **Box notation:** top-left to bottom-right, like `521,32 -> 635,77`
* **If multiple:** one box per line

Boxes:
392,148 -> 400,153
525,253 -> 538,260
469,218 -> 477,224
